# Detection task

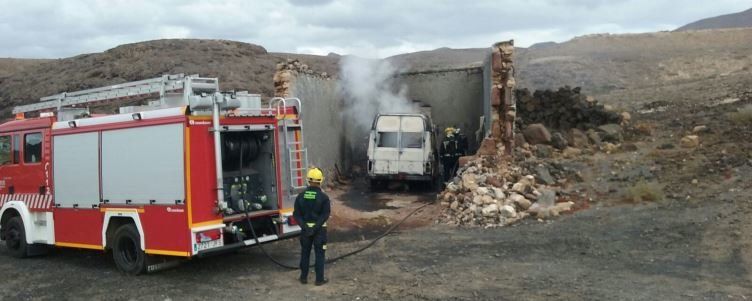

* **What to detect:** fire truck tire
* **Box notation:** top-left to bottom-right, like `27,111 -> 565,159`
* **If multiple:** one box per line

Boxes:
3,217 -> 28,258
112,224 -> 147,275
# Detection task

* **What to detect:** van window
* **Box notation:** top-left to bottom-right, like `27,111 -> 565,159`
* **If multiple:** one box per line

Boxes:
12,135 -> 20,163
24,133 -> 42,163
377,132 -> 399,148
0,136 -> 10,165
401,132 -> 423,148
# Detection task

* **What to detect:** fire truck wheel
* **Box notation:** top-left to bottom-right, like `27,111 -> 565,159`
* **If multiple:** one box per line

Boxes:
112,224 -> 147,275
3,217 -> 28,258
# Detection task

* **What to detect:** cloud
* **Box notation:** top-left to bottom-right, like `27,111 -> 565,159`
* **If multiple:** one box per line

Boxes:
0,0 -> 749,58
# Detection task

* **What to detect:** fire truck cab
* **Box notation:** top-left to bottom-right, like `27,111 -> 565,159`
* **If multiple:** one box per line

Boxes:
0,74 -> 308,274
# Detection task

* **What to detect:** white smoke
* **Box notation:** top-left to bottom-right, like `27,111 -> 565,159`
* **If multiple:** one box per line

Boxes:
338,56 -> 418,132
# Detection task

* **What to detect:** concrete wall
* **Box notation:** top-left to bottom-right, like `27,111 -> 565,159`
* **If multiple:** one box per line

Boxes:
288,75 -> 347,176
395,67 -> 485,150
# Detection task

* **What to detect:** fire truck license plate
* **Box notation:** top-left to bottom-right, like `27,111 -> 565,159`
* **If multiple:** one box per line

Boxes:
196,239 -> 223,252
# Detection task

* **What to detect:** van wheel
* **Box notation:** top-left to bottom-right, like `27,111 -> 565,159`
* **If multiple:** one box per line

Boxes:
3,217 -> 28,258
112,224 -> 147,275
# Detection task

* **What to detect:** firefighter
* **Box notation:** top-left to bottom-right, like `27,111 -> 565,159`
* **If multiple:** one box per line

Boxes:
440,127 -> 460,182
293,167 -> 330,286
454,127 -> 468,157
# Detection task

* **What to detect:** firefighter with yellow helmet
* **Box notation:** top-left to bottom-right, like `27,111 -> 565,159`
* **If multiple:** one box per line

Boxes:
439,127 -> 464,182
293,167 -> 330,286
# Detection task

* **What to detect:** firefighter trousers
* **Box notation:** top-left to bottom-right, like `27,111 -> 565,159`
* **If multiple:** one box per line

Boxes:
299,227 -> 327,282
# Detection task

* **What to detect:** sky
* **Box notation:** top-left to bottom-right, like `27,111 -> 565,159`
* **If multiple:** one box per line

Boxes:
0,0 -> 749,59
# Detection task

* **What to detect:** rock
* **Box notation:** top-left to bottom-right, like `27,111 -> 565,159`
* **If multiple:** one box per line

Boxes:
535,165 -> 555,185
551,201 -> 575,216
657,143 -> 675,150
446,182 -> 460,192
462,174 -> 479,191
620,112 -> 631,125
586,129 -> 602,145
472,195 -> 483,205
536,189 -> 556,207
597,124 -> 623,142
680,135 -> 700,148
691,179 -> 698,185
535,145 -> 553,158
562,147 -> 582,158
692,125 -> 708,134
602,143 -> 618,153
514,134 -> 527,148
509,193 -> 532,209
476,187 -> 490,196
523,123 -> 551,145
550,132 -> 569,150
481,204 -> 499,217
481,195 -> 494,204
450,201 -> 459,211
492,187 -> 506,200
485,176 -> 503,188
569,129 -> 589,148
499,205 -> 517,218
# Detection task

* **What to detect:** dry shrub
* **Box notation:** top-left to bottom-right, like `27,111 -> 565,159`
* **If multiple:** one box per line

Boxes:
625,181 -> 665,203
728,105 -> 752,125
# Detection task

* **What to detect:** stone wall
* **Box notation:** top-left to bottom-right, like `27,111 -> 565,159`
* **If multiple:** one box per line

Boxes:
273,66 -> 346,181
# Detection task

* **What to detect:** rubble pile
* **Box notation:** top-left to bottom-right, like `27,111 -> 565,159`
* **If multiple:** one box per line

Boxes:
273,58 -> 331,97
438,156 -> 574,228
515,86 -> 622,130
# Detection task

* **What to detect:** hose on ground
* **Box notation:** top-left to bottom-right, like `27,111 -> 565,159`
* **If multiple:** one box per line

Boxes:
245,202 -> 431,270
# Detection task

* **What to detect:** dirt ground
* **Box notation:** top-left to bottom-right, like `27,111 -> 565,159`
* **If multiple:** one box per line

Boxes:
1,92 -> 752,300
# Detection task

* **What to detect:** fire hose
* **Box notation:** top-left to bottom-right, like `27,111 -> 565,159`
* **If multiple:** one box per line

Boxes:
244,202 -> 431,270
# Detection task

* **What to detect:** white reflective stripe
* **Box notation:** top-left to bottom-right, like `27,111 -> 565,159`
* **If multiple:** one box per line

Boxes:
0,194 -> 53,209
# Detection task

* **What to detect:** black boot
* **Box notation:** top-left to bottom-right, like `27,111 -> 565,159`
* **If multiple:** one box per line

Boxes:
315,278 -> 328,286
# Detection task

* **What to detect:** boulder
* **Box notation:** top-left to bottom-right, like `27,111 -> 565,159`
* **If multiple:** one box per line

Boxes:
499,205 -> 517,218
569,128 -> 589,148
692,125 -> 708,134
523,123 -> 552,145
509,193 -> 532,209
562,147 -> 582,158
485,176 -> 503,188
620,112 -> 631,125
492,187 -> 506,200
680,135 -> 700,148
597,124 -> 623,142
586,129 -> 602,145
481,204 -> 499,217
481,195 -> 495,205
550,132 -> 569,150
535,145 -> 553,158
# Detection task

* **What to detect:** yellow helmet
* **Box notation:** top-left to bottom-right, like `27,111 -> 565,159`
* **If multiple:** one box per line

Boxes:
307,167 -> 324,184
444,127 -> 455,137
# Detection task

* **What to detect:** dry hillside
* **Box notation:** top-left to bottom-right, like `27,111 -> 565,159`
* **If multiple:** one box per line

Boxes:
0,39 -> 339,117
676,8 -> 752,31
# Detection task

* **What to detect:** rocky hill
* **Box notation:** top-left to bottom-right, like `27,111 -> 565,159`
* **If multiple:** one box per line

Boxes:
0,39 -> 339,117
386,28 -> 752,102
676,8 -> 752,31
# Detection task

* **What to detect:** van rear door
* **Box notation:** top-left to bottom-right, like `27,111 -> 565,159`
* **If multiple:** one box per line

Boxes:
396,116 -> 425,175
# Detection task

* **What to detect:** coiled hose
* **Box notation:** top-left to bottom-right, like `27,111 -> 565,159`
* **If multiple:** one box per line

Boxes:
244,202 -> 431,269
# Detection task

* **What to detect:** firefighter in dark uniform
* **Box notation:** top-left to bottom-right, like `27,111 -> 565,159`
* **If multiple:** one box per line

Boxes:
293,167 -> 330,286
440,127 -> 460,182
454,128 -> 468,157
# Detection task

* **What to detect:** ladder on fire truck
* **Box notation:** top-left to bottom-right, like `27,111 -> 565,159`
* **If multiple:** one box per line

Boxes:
270,97 -> 309,191
12,74 -> 220,116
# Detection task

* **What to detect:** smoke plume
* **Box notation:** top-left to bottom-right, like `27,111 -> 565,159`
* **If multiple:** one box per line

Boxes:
338,56 -> 417,132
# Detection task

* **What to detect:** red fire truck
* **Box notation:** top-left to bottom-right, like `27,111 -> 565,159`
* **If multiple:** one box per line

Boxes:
0,74 -> 307,274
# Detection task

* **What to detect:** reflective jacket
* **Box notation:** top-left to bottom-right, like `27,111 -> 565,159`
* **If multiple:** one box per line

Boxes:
293,186 -> 331,231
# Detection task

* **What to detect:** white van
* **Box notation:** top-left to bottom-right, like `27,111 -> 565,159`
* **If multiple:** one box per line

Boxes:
367,113 -> 438,187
